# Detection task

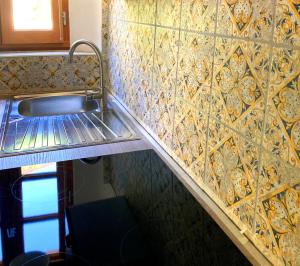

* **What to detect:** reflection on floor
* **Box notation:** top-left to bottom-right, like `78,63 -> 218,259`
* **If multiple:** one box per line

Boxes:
106,150 -> 252,266
0,160 -> 119,265
0,152 -> 251,266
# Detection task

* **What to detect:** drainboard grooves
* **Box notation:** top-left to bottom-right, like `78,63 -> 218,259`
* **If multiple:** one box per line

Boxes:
3,121 -> 16,152
1,100 -> 136,154
19,119 -> 35,151
42,117 -> 48,147
56,117 -> 69,145
82,113 -> 106,140
76,114 -> 99,142
47,117 -> 56,147
34,118 -> 44,149
91,113 -> 118,138
53,117 -> 61,145
71,115 -> 88,143
29,118 -> 39,149
63,116 -> 80,144
15,119 -> 32,150
85,113 -> 112,140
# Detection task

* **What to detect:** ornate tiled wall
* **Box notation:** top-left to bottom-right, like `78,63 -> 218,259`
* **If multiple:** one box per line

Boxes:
106,150 -> 250,266
103,1 -> 300,265
0,55 -> 100,95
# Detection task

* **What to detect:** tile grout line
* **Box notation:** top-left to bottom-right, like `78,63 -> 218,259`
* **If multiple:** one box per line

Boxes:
170,0 -> 184,162
251,0 -> 278,235
203,0 -> 220,189
118,19 -> 300,51
149,0 -> 158,138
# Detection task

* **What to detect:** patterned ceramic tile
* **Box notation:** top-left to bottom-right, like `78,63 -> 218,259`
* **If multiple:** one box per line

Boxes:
190,158 -> 206,185
105,0 -> 300,264
206,89 -> 231,148
75,57 -> 101,87
181,0 -> 217,33
176,31 -> 214,114
252,122 -> 296,189
151,27 -> 179,147
272,76 -> 300,163
274,0 -> 300,47
261,183 -> 300,265
214,36 -> 238,69
217,0 -> 275,41
269,47 -> 300,97
268,46 -> 300,167
156,0 -> 181,28
242,41 -> 271,94
124,0 -> 140,22
0,81 -> 10,93
0,59 -> 28,90
208,133 -> 254,207
232,200 -> 281,265
256,150 -> 299,200
134,24 -> 155,124
235,100 -> 265,144
107,20 -> 124,98
118,23 -> 140,110
139,0 -> 157,24
201,159 -> 221,198
214,38 -> 269,126
0,55 -> 99,94
173,107 -> 207,172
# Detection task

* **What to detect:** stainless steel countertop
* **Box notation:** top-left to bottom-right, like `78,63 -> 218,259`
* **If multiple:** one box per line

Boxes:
0,98 -> 137,153
0,95 -> 150,169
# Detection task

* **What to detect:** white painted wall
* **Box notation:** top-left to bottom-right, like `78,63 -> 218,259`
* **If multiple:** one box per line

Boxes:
69,0 -> 102,52
73,160 -> 115,205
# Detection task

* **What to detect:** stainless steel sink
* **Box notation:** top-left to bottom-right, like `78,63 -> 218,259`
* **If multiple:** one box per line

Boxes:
0,94 -> 138,154
18,95 -> 99,117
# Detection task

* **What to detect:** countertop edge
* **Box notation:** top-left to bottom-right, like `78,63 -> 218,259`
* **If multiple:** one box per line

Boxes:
109,95 -> 272,266
0,138 -> 150,170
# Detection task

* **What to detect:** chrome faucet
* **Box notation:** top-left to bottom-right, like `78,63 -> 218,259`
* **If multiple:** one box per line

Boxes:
68,39 -> 107,111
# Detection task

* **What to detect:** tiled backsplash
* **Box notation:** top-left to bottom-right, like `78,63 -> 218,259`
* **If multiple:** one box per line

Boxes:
102,0 -> 300,265
0,55 -> 100,95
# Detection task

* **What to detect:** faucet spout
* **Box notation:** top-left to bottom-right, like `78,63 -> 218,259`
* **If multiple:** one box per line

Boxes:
69,40 -> 106,111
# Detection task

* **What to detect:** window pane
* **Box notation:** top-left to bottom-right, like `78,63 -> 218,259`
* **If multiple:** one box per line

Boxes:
13,0 -> 53,30
22,178 -> 58,218
24,220 -> 59,253
21,163 -> 57,176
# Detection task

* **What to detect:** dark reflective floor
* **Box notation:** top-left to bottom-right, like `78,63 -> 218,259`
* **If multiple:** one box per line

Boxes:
0,155 -> 252,266
0,161 -> 146,266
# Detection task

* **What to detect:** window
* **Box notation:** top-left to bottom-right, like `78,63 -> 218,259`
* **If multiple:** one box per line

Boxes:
0,0 -> 70,51
21,163 -> 60,254
0,162 -> 73,265
22,177 -> 58,218
24,219 -> 59,253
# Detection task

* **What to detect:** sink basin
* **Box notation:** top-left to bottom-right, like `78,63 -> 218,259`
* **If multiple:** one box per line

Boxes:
18,95 -> 99,117
0,93 -> 138,154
